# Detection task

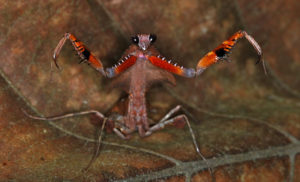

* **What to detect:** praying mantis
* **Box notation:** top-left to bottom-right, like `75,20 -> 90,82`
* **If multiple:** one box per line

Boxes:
25,30 -> 264,171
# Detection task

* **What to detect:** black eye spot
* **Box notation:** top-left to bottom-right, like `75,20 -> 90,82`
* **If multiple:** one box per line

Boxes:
131,36 -> 139,44
149,34 -> 157,43
215,48 -> 227,58
82,49 -> 90,59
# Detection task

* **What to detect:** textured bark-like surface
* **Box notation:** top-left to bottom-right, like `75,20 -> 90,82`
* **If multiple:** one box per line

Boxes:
0,0 -> 299,181
192,158 -> 289,182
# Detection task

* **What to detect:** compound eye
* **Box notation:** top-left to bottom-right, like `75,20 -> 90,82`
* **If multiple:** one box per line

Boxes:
131,36 -> 139,44
149,34 -> 157,43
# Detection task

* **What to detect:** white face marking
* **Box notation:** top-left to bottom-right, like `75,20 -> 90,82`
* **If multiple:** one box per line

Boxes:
137,34 -> 151,51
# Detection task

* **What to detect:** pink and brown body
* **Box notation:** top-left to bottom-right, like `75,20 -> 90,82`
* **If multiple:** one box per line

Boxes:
105,34 -> 195,137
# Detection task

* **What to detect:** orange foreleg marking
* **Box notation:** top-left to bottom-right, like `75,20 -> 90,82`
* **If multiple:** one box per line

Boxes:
68,34 -> 103,69
53,33 -> 105,75
148,56 -> 195,77
148,56 -> 183,75
88,54 -> 104,69
196,30 -> 263,75
196,52 -> 218,68
106,55 -> 137,78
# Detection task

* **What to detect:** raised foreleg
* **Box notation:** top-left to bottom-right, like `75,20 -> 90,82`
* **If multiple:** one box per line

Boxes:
196,30 -> 265,75
53,33 -> 106,76
147,30 -> 265,77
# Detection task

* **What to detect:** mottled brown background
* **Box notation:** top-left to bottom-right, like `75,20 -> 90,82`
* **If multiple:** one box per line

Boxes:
0,0 -> 299,181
